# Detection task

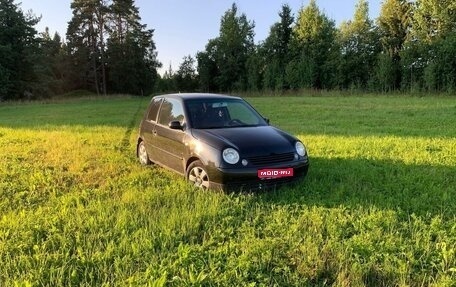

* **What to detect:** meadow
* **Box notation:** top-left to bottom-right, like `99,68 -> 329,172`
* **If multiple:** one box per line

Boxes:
0,94 -> 456,286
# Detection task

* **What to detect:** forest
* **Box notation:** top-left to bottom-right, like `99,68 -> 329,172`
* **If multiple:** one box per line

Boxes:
1,0 -> 456,100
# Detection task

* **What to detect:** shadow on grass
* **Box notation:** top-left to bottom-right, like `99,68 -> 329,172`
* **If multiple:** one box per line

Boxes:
256,156 -> 456,218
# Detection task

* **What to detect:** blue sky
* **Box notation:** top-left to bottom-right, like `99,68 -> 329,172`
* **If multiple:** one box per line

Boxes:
19,0 -> 381,73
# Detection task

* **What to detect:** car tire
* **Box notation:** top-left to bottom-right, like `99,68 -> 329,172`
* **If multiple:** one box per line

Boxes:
138,140 -> 151,165
187,160 -> 210,190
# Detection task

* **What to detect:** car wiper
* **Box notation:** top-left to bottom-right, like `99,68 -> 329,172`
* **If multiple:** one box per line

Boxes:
202,126 -> 224,129
228,124 -> 259,128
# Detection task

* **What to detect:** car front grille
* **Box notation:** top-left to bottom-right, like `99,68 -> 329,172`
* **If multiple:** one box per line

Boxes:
247,152 -> 295,166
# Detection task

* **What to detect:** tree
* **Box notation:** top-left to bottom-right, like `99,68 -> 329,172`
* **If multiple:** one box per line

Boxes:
0,0 -> 39,100
197,3 -> 255,92
287,0 -> 338,89
246,47 -> 263,91
403,0 -> 456,92
175,55 -> 198,92
371,52 -> 395,92
338,0 -> 380,89
109,0 -> 141,43
67,0 -> 110,95
106,0 -> 160,95
411,0 -> 456,43
196,39 -> 219,92
67,0 -> 160,95
422,33 -> 456,92
33,28 -> 70,96
262,4 -> 294,90
217,3 -> 255,91
377,0 -> 412,90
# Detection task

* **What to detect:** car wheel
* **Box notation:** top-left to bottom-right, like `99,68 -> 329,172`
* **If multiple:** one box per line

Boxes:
138,141 -> 151,165
187,160 -> 210,190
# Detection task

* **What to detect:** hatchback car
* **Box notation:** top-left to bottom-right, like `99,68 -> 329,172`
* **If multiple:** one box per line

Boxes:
137,93 -> 309,191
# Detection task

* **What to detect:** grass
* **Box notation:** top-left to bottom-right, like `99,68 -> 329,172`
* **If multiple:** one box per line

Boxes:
0,94 -> 456,286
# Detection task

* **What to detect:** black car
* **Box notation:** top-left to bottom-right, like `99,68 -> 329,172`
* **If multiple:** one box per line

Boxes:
137,93 -> 309,191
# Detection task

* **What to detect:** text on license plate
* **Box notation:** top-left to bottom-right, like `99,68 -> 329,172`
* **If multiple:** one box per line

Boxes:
258,168 -> 294,179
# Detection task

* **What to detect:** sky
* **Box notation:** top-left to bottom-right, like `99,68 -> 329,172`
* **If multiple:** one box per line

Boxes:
19,0 -> 382,73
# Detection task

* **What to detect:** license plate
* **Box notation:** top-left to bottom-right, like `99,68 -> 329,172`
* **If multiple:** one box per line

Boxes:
258,168 -> 294,179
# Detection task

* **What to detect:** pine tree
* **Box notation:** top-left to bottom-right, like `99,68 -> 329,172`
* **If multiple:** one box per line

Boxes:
107,0 -> 161,95
34,28 -> 65,96
175,55 -> 198,92
0,0 -> 39,100
67,0 -> 109,95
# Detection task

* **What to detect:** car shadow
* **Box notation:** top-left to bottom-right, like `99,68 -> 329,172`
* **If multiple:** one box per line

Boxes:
255,156 -> 456,218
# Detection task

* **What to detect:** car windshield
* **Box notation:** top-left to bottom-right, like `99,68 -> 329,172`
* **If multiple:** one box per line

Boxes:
186,99 -> 268,129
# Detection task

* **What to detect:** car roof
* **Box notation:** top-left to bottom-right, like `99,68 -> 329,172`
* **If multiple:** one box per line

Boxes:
153,93 -> 242,101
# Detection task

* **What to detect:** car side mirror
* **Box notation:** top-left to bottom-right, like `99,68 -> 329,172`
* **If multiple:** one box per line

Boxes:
169,121 -> 183,130
264,117 -> 270,125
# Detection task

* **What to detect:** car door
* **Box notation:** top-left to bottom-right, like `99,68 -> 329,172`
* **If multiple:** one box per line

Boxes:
154,98 -> 187,174
142,97 -> 162,161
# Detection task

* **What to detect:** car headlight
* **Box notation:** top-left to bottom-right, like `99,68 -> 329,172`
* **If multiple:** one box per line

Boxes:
223,148 -> 240,164
295,141 -> 306,157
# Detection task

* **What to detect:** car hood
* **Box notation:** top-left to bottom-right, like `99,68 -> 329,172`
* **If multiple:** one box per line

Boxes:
191,126 -> 297,156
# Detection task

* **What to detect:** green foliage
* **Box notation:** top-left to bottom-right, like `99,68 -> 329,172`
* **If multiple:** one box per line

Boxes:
174,55 -> 198,92
0,0 -> 39,100
376,0 -> 412,90
196,39 -> 219,92
216,3 -> 255,91
338,0 -> 380,89
261,4 -> 294,90
106,0 -> 160,95
421,33 -> 456,93
287,0 -> 338,89
31,29 -> 68,97
67,0 -> 110,95
192,0 -> 456,94
411,0 -> 456,43
245,48 -> 263,91
65,0 -> 160,96
196,3 -> 255,92
4,0 -> 456,97
370,52 -> 395,92
1,95 -> 456,285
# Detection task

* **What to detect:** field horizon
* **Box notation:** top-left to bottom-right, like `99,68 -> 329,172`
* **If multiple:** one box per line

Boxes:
1,94 -> 455,286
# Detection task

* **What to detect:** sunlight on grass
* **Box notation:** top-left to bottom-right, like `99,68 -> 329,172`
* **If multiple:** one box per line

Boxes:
300,134 -> 456,167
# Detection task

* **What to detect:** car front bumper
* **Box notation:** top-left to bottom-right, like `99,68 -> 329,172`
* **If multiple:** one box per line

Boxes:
208,159 -> 309,192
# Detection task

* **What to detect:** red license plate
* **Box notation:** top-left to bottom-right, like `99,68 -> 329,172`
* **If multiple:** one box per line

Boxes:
258,168 -> 294,179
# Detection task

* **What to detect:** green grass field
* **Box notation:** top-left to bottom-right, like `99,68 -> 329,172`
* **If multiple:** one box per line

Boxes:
1,95 -> 456,286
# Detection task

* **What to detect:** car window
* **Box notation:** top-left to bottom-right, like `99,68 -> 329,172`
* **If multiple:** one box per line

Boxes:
147,98 -> 162,122
158,98 -> 185,126
226,102 -> 261,126
186,99 -> 267,129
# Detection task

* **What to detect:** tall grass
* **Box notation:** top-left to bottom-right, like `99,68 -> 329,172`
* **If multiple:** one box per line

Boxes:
0,95 -> 455,286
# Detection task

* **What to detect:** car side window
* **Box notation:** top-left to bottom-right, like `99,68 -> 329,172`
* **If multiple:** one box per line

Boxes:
147,98 -> 162,122
158,98 -> 185,127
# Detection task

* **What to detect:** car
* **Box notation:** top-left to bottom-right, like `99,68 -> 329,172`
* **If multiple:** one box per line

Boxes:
137,93 -> 309,191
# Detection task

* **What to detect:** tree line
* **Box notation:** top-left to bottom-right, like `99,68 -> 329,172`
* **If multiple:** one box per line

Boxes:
1,0 -> 456,100
0,0 -> 160,100
165,0 -> 456,95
